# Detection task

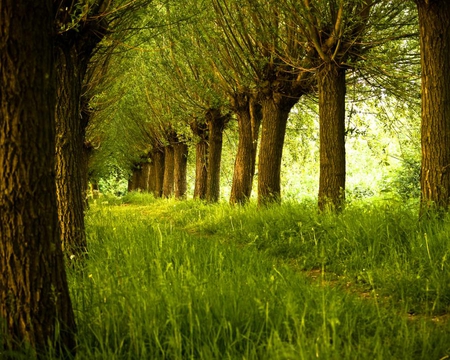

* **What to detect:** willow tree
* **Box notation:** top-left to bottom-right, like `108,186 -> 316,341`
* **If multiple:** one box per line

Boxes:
415,0 -> 450,212
0,0 -> 76,355
228,93 -> 262,204
145,6 -> 231,203
143,82 -> 190,200
86,29 -> 192,199
288,0 -> 373,210
54,1 -> 110,257
279,0 -> 417,210
114,72 -> 169,197
54,0 -> 151,257
211,0 -> 315,206
86,55 -> 161,197
180,2 -> 263,204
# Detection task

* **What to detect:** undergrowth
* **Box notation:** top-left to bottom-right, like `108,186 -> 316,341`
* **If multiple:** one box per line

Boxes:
58,193 -> 450,359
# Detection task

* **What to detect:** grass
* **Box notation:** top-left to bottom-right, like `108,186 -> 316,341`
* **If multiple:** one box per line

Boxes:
6,193 -> 450,358
62,193 -> 450,359
169,196 -> 450,316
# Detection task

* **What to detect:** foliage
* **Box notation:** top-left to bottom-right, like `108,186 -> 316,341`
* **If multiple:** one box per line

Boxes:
84,0 -> 420,204
97,172 -> 129,197
383,157 -> 421,200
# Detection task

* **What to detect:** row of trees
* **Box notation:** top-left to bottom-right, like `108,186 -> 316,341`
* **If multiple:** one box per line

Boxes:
93,0 -> 419,210
0,0 -> 151,356
1,0 -> 449,357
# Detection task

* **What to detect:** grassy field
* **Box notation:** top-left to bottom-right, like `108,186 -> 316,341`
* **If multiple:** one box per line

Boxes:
37,194 -> 450,358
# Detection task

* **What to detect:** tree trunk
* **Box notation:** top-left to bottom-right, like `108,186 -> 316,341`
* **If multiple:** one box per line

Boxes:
128,164 -> 141,192
258,93 -> 297,206
0,1 -> 76,355
416,0 -> 450,212
317,62 -> 346,211
206,109 -> 228,203
174,140 -> 189,199
129,161 -> 152,192
163,144 -> 175,198
148,155 -> 156,195
230,94 -> 261,204
141,161 -> 152,191
153,147 -> 165,198
191,120 -> 209,200
53,5 -> 108,258
55,45 -> 89,258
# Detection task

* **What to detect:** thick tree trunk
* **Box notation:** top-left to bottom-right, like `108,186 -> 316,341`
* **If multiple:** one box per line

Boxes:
148,156 -> 156,195
206,109 -> 228,203
153,147 -> 165,198
128,165 -> 141,192
163,144 -> 175,198
129,161 -> 151,192
0,1 -> 76,355
53,4 -> 107,257
230,94 -> 261,204
416,0 -> 450,212
317,62 -> 346,211
55,45 -> 88,258
174,140 -> 189,199
141,162 -> 151,191
258,94 -> 297,206
191,120 -> 209,200
230,102 -> 253,204
195,141 -> 208,199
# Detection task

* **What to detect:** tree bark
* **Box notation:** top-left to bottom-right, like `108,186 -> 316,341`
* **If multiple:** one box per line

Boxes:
317,62 -> 346,211
55,45 -> 88,257
148,155 -> 156,195
141,161 -> 152,191
206,109 -> 228,203
191,120 -> 209,200
0,1 -> 76,355
163,143 -> 175,198
153,146 -> 165,198
230,94 -> 262,205
54,3 -> 108,258
258,92 -> 298,206
128,178 -> 133,192
174,139 -> 189,199
416,0 -> 450,212
129,160 -> 152,192
128,164 -> 141,192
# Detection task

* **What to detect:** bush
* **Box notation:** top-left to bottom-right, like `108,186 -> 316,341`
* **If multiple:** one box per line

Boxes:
384,157 -> 420,200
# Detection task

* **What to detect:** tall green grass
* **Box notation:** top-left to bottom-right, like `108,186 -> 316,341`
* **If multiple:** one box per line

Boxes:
5,194 -> 448,358
174,197 -> 450,316
61,195 -> 450,359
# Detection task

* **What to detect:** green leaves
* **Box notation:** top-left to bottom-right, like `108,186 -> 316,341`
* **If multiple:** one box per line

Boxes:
55,0 -> 105,34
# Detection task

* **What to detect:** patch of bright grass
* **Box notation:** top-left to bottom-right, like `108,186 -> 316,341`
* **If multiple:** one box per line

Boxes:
179,198 -> 450,317
61,199 -> 450,359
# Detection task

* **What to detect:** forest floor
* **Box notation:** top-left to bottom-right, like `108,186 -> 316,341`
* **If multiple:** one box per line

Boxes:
64,193 -> 450,359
